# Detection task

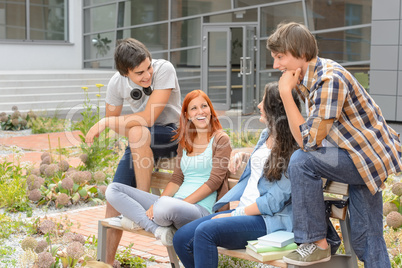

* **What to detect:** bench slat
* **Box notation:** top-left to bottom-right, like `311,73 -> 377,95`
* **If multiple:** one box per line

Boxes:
155,158 -> 176,171
100,219 -> 155,238
150,172 -> 172,189
322,178 -> 349,196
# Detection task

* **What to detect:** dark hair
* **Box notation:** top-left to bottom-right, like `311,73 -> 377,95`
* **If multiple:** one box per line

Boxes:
262,82 -> 301,181
114,38 -> 152,76
267,22 -> 318,61
173,90 -> 222,154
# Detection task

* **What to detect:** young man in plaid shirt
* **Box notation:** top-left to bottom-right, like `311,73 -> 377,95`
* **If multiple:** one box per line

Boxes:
267,22 -> 402,267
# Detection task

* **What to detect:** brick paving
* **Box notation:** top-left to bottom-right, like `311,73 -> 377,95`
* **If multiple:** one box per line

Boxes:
0,131 -> 173,267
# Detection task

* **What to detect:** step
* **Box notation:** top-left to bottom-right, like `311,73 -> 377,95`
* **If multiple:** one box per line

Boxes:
0,91 -> 106,103
0,78 -> 111,88
0,70 -> 116,81
0,85 -> 107,95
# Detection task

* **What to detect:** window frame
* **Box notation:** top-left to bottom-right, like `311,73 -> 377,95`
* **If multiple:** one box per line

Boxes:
0,0 -> 70,43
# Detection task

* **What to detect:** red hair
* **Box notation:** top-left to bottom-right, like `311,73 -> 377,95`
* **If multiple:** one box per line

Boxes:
173,90 -> 222,154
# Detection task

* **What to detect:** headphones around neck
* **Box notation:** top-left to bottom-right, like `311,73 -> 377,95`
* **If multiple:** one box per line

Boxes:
130,86 -> 153,100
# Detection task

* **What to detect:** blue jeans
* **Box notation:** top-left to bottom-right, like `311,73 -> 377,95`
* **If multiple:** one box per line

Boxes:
173,211 -> 266,268
289,148 -> 390,268
113,123 -> 178,187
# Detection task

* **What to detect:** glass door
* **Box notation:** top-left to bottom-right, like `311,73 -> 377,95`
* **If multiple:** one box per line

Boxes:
202,26 -> 231,110
241,25 -> 256,115
202,24 -> 256,113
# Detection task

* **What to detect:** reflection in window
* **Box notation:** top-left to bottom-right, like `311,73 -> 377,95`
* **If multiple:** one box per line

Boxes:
260,2 -> 304,38
117,0 -> 168,28
316,27 -> 370,63
171,48 -> 201,74
171,18 -> 201,49
170,48 -> 201,98
306,0 -> 371,31
84,4 -> 116,33
0,0 -> 67,41
171,0 -> 231,18
0,1 -> 26,39
118,24 -> 168,51
150,52 -> 168,61
84,32 -> 114,61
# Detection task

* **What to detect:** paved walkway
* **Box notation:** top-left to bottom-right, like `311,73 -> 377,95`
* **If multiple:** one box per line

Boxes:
0,130 -> 172,267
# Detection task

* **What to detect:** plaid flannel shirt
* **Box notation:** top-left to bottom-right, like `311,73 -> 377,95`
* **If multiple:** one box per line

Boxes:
297,57 -> 402,194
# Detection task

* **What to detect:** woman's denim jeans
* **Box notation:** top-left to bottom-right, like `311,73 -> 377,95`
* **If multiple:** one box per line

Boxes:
289,148 -> 390,268
173,211 -> 266,268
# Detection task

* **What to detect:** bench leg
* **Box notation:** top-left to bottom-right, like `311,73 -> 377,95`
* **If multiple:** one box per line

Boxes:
339,211 -> 358,268
97,221 -> 108,262
166,245 -> 180,268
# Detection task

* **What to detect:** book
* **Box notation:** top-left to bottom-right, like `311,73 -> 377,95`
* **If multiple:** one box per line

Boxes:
247,240 -> 297,253
257,231 -> 295,248
246,246 -> 294,262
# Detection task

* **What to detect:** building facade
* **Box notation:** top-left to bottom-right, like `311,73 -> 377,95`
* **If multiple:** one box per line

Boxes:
0,0 -> 401,121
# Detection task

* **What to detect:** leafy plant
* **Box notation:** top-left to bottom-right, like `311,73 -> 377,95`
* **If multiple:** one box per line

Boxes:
218,254 -> 260,268
74,84 -> 118,171
93,34 -> 111,58
28,154 -> 108,209
0,150 -> 32,214
224,128 -> 261,148
115,243 -> 147,268
16,217 -> 96,268
0,106 -> 36,131
31,116 -> 72,134
73,86 -> 98,137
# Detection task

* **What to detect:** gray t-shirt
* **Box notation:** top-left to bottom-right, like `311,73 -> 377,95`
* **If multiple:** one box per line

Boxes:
105,59 -> 181,126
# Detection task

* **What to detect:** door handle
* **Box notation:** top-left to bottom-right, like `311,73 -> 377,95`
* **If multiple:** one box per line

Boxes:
239,57 -> 244,75
245,57 -> 252,75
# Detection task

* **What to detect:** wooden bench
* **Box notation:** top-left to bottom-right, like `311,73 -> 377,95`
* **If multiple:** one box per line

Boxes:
97,157 -> 359,268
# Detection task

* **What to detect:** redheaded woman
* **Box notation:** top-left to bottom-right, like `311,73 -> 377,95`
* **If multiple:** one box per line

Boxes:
106,90 -> 231,246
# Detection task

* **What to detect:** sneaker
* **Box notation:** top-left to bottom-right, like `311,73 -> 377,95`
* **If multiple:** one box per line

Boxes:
121,216 -> 141,231
154,226 -> 177,246
107,215 -> 123,227
283,243 -> 331,266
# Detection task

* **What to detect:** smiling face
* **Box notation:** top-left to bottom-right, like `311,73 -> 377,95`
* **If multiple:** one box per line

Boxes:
126,57 -> 154,88
186,95 -> 212,130
271,51 -> 308,77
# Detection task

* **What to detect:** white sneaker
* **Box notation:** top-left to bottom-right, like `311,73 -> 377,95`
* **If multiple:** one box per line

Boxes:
121,216 -> 141,231
107,215 -> 123,227
154,226 -> 177,246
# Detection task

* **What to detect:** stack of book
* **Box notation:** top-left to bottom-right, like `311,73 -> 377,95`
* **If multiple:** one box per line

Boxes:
246,231 -> 297,262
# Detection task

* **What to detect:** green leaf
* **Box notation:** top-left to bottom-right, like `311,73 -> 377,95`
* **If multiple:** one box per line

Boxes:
78,188 -> 88,198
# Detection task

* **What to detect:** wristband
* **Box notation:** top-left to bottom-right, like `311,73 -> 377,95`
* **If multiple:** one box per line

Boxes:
231,207 -> 246,216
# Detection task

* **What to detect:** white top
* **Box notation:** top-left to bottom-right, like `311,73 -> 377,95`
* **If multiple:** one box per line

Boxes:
238,142 -> 271,208
105,59 -> 181,126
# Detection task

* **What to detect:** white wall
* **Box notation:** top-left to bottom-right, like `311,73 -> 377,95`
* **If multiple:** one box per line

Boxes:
0,1 -> 83,71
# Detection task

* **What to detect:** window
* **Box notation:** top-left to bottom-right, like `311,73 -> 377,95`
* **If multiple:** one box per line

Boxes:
0,0 -> 68,42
